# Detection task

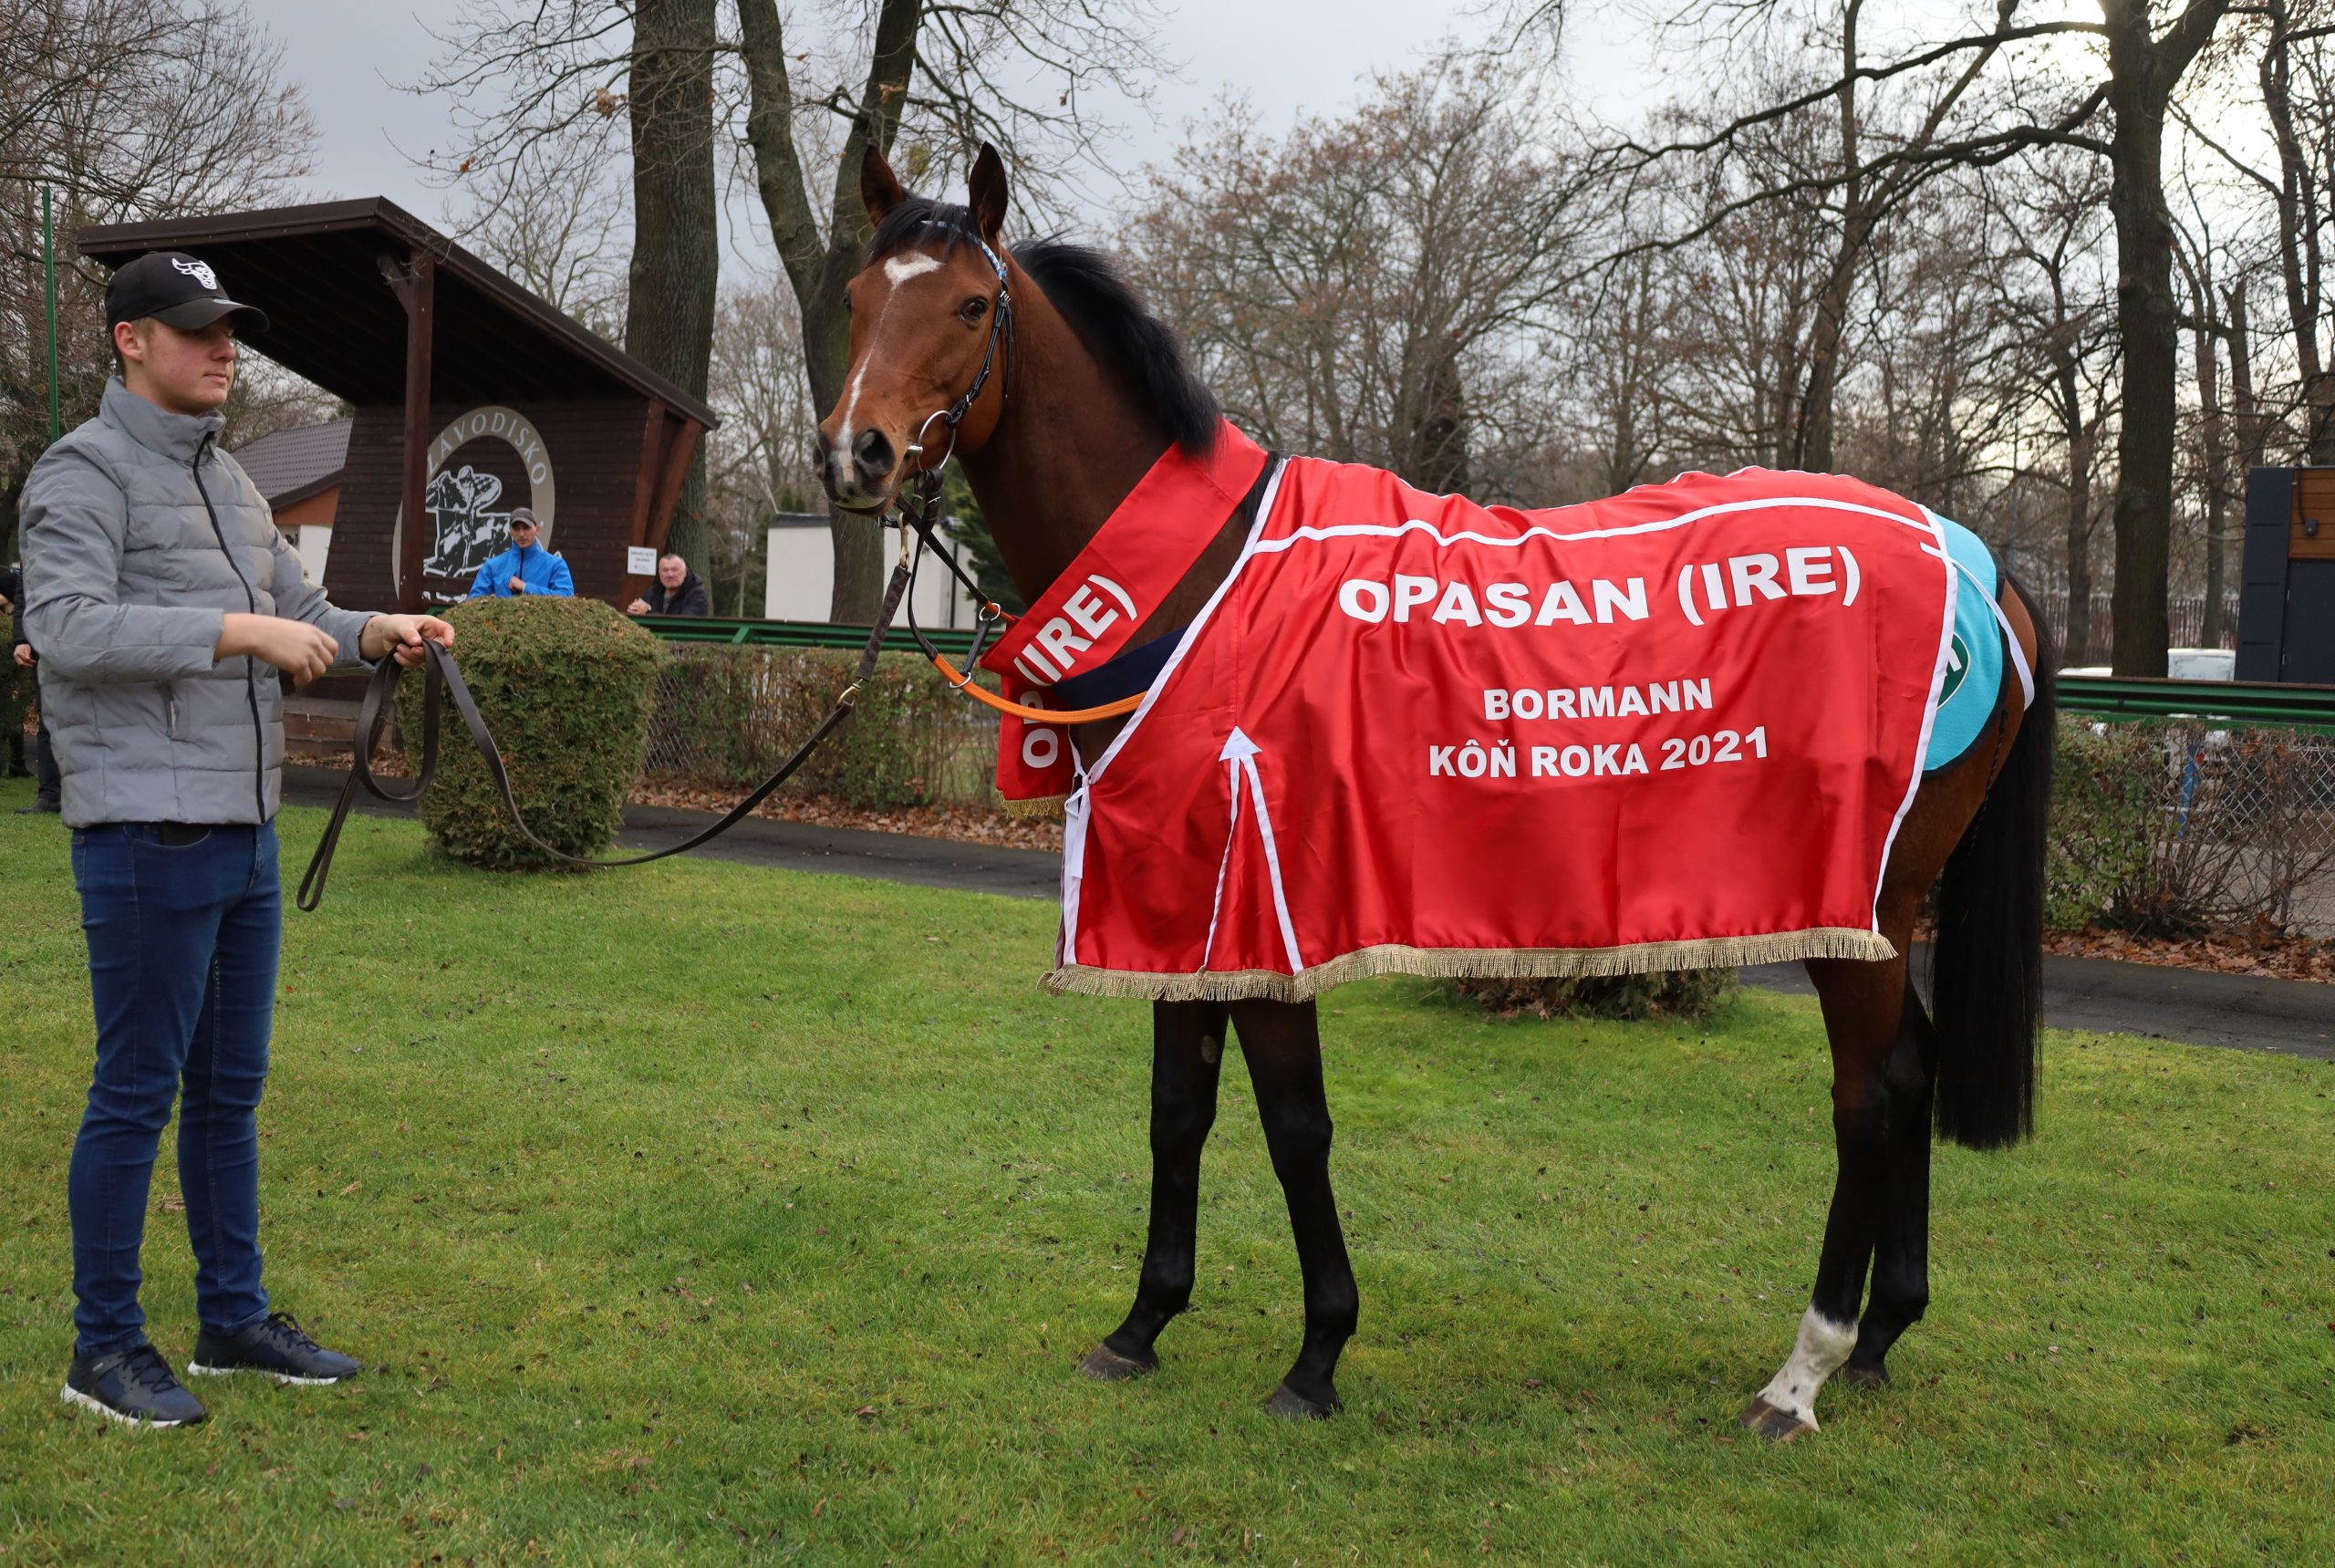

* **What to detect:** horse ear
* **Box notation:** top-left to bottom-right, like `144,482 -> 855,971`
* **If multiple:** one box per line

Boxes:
860,145 -> 908,226
969,142 -> 1008,246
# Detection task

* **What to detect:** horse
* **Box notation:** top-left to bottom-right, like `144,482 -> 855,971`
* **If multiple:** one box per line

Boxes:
813,143 -> 2055,1439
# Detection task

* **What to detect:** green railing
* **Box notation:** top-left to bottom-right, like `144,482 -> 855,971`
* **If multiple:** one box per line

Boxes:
2057,675 -> 2335,732
633,618 -> 2335,732
631,614 -> 930,654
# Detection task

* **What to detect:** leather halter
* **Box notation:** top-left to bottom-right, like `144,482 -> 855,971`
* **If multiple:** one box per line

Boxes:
835,226 -> 1014,518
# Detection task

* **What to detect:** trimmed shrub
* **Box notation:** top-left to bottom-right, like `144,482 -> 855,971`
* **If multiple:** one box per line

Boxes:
1450,970 -> 1737,1022
398,596 -> 662,870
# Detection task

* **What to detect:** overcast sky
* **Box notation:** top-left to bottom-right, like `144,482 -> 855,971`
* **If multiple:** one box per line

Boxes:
244,0 -> 1656,246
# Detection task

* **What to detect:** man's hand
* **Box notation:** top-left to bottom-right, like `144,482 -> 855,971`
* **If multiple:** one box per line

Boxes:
218,612 -> 337,684
509,575 -> 527,595
626,597 -> 649,615
361,614 -> 456,669
12,644 -> 31,669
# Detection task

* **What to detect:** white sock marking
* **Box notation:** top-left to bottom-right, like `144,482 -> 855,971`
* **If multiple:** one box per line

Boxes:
1754,1305 -> 1858,1429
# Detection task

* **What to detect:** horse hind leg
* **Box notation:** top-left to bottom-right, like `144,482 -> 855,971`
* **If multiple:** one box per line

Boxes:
1231,999 -> 1358,1419
1081,1000 -> 1228,1382
1741,952 -> 1919,1441
1840,983 -> 1937,1388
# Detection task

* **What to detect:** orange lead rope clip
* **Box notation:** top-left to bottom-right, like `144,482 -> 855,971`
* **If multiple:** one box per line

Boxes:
929,649 -> 1147,723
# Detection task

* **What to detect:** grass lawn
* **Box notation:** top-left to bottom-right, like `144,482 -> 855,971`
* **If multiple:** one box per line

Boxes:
1,783 -> 2330,1565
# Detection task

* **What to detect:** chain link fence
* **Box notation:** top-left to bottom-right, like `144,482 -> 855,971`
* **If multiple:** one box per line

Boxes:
640,644 -> 1000,808
2052,716 -> 2335,935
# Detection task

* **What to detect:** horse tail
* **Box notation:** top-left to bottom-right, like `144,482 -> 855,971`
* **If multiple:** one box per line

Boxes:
1929,575 -> 2055,1152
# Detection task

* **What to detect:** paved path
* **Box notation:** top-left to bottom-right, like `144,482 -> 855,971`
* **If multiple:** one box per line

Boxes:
281,766 -> 2335,1061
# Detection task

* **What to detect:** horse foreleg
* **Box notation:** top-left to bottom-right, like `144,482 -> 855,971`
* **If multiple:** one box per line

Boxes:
1742,954 -> 1907,1441
1232,999 -> 1358,1419
1082,1000 -> 1228,1382
1841,983 -> 1938,1387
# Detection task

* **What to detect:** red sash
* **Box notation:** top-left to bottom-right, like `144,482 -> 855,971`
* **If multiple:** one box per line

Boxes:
981,421 -> 1269,810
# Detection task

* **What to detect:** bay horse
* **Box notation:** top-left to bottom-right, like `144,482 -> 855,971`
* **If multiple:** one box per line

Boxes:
815,145 -> 2054,1439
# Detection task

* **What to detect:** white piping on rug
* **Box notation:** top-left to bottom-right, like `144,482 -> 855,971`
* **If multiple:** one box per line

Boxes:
1873,510 -> 1960,935
1245,492 -> 1939,556
1061,460 -> 1288,968
1198,729 -> 1304,975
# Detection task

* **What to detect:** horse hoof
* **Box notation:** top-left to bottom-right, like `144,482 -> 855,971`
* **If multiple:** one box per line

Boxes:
1078,1345 -> 1157,1383
1262,1382 -> 1340,1420
1738,1397 -> 1817,1443
1838,1361 -> 1888,1390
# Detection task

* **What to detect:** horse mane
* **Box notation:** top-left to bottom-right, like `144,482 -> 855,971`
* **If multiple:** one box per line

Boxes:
868,196 -> 1221,454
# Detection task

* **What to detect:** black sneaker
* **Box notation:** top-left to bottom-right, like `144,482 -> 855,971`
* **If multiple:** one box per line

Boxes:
187,1312 -> 360,1385
62,1345 -> 209,1428
14,796 -> 59,815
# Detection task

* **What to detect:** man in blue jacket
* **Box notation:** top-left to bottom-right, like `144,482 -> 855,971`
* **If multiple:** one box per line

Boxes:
466,507 -> 574,598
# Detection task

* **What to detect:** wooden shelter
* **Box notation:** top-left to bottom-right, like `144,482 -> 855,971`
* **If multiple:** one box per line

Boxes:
78,198 -> 714,614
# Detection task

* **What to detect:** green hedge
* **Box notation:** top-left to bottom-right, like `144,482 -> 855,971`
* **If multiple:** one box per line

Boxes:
399,597 -> 663,871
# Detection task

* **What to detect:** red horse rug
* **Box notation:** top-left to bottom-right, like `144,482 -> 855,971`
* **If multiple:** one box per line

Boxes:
1034,449 -> 1967,1002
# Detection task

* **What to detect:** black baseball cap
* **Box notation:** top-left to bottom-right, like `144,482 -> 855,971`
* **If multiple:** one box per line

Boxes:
104,251 -> 270,334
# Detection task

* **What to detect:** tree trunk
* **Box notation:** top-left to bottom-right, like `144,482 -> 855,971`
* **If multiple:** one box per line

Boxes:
624,0 -> 721,575
738,0 -> 921,623
2259,0 -> 2334,462
2102,0 -> 2229,675
1409,342 -> 1471,495
2192,297 -> 2230,647
2065,418 -> 2095,665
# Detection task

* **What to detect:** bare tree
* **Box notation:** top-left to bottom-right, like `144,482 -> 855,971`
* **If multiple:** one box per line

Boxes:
702,268 -> 823,614
1576,0 -> 2233,674
447,117 -> 632,338
1979,151 -> 2121,661
1,0 -> 316,554
421,0 -> 1173,621
1126,59 -> 1594,499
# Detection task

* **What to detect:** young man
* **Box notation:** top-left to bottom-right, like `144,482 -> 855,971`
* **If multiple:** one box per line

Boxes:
465,506 -> 574,597
19,250 -> 455,1428
626,551 -> 710,616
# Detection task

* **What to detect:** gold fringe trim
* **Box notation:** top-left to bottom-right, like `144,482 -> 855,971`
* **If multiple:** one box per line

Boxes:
1000,793 -> 1068,819
1043,928 -> 1896,1003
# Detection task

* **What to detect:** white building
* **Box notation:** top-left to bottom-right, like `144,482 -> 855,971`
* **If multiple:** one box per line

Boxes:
763,512 -> 977,628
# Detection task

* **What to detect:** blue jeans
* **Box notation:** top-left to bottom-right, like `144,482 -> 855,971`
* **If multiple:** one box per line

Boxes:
67,821 -> 279,1358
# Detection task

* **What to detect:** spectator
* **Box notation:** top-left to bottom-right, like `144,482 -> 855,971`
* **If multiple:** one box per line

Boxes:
5,567 -> 61,808
628,552 -> 710,617
20,249 -> 453,1428
466,506 -> 574,598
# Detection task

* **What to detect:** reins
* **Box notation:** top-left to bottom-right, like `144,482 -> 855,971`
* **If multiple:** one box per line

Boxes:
296,223 -> 1140,911
295,552 -> 914,913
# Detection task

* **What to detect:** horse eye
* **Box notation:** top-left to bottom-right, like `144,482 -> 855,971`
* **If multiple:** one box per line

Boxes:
960,296 -> 988,322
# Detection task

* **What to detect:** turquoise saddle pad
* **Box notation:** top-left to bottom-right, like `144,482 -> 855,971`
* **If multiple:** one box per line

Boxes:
1926,516 -> 2007,772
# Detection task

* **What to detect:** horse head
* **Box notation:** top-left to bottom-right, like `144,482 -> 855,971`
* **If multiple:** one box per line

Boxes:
815,142 -> 1015,511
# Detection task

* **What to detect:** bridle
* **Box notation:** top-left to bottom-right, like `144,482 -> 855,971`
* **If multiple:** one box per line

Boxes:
296,227 -> 1137,911
835,226 -> 1147,729
835,226 -> 1015,519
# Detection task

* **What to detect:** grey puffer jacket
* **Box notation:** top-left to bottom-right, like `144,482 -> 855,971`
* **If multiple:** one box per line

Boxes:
20,379 -> 378,828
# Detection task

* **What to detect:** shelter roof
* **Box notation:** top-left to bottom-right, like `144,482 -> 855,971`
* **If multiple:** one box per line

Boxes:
232,418 -> 350,509
77,199 -> 716,427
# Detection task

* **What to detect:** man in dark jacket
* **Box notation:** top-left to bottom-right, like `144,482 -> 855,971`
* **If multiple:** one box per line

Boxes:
20,251 -> 453,1428
628,552 -> 711,616
3,566 -> 60,807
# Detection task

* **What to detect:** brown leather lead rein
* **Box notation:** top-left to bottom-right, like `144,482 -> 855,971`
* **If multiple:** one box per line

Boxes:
296,550 -> 915,913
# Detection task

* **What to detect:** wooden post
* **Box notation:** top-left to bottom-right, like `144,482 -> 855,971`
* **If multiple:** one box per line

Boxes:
379,251 -> 436,613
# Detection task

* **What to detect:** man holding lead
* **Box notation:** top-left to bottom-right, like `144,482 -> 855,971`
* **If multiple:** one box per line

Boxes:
20,251 -> 454,1428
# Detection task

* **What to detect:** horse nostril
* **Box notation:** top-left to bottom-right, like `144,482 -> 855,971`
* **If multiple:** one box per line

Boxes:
811,431 -> 834,472
853,428 -> 895,479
